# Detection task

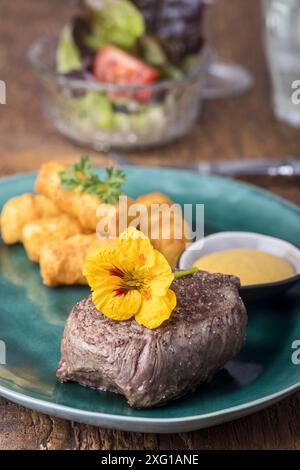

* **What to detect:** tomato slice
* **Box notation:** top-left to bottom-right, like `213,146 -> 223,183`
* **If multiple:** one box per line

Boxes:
93,45 -> 159,101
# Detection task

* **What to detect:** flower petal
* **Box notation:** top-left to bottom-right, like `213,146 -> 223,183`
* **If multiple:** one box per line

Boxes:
83,247 -> 119,280
149,250 -> 174,296
83,227 -> 176,328
118,228 -> 155,268
84,247 -> 129,284
93,288 -> 142,321
135,289 -> 177,329
119,227 -> 147,240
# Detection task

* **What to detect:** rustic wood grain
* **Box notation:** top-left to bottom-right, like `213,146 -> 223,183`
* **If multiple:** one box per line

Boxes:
0,0 -> 300,450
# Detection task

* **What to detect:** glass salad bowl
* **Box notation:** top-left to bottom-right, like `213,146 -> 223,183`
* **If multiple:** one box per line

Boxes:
28,37 -> 214,150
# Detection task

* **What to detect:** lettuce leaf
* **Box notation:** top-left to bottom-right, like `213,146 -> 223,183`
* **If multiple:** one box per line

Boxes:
84,0 -> 145,50
73,92 -> 114,130
138,36 -> 167,67
138,35 -> 183,79
56,24 -> 83,74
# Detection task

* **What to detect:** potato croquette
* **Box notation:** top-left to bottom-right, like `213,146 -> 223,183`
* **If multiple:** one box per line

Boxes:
22,214 -> 82,262
135,192 -> 191,269
34,194 -> 60,218
40,234 -> 116,286
135,192 -> 174,209
2,165 -> 191,287
0,193 -> 60,244
35,160 -> 134,233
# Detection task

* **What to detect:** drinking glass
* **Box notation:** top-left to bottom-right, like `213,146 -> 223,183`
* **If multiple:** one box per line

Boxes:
263,0 -> 300,127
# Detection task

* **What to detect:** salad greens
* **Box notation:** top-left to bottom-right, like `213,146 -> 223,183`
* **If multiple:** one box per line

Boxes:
73,92 -> 114,130
56,0 -> 194,80
71,90 -> 167,134
114,103 -> 166,133
138,35 -> 168,68
54,0 -> 203,146
56,25 -> 83,74
84,0 -> 145,50
138,36 -> 183,79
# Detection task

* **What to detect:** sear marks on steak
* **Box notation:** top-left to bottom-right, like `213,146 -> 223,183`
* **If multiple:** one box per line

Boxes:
57,271 -> 247,408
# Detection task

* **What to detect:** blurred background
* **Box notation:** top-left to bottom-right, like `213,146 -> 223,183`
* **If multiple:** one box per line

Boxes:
0,0 -> 299,202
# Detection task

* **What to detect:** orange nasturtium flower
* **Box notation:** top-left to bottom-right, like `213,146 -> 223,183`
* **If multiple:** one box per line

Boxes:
83,227 -> 177,329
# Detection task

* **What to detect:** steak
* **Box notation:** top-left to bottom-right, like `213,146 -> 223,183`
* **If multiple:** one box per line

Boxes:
57,271 -> 247,408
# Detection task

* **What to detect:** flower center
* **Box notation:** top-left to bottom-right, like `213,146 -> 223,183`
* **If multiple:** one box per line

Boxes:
109,265 -> 152,296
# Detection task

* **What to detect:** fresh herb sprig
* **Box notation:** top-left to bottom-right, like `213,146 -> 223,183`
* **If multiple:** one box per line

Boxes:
59,155 -> 125,205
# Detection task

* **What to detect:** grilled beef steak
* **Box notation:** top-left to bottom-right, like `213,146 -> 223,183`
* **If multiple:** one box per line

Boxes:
57,271 -> 247,408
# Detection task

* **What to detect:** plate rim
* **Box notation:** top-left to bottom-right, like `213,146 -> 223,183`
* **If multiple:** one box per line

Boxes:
0,381 -> 299,432
1,168 -> 300,432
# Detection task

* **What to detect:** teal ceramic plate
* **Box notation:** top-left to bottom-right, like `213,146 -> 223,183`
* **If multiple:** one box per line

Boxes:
0,168 -> 300,433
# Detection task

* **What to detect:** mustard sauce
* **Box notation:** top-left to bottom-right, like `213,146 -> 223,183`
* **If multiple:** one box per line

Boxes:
193,248 -> 295,286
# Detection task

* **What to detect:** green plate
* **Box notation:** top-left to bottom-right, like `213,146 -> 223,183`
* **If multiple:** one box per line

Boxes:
0,168 -> 300,433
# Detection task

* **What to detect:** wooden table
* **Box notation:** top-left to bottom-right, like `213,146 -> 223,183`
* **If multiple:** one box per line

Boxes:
0,0 -> 300,450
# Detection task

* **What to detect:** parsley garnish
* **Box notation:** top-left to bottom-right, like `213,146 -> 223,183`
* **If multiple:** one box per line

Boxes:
59,155 -> 125,205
